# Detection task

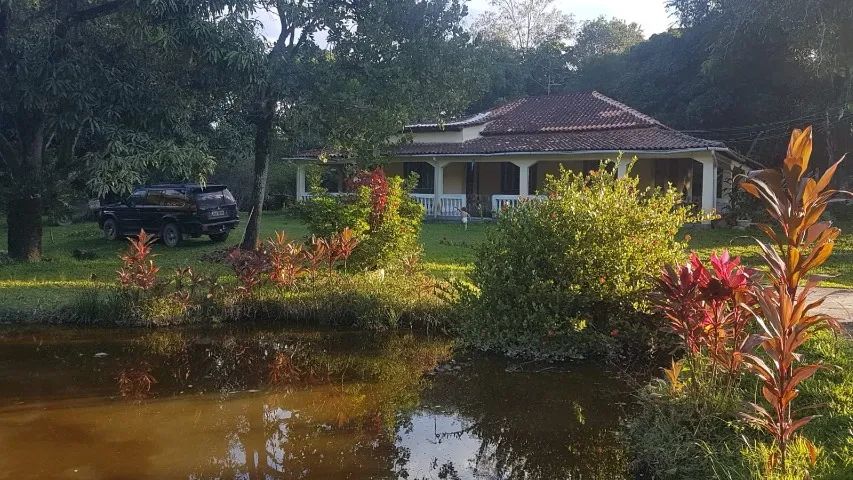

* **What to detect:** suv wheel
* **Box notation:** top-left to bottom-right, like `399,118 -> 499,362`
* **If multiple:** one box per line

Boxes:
209,232 -> 229,243
161,222 -> 182,247
103,218 -> 119,241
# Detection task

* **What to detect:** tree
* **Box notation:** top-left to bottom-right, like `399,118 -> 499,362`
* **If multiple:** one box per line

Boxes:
573,0 -> 852,181
471,0 -> 575,51
0,0 -> 257,260
572,16 -> 644,67
236,0 -> 475,249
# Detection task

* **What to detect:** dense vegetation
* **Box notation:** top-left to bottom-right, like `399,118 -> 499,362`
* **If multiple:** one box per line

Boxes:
633,128 -> 852,479
455,161 -> 702,359
299,168 -> 424,270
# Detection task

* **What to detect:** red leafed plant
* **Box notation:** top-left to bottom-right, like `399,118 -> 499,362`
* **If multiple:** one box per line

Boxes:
654,250 -> 757,385
267,231 -> 307,288
117,229 -> 159,290
225,248 -> 269,295
304,235 -> 330,276
739,126 -> 849,473
350,167 -> 389,226
329,227 -> 359,271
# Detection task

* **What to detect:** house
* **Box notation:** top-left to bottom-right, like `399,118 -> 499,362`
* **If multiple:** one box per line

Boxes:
291,91 -> 749,217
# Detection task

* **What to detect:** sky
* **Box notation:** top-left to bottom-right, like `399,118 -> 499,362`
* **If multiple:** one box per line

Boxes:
258,0 -> 674,42
466,0 -> 673,37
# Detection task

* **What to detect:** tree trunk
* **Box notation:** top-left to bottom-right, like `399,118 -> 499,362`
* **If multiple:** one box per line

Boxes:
240,104 -> 274,250
7,193 -> 42,261
6,117 -> 44,261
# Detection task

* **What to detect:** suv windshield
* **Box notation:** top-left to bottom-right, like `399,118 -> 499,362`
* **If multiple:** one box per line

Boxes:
195,189 -> 235,210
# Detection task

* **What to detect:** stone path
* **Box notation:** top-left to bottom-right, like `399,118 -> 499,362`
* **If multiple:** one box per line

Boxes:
814,287 -> 853,335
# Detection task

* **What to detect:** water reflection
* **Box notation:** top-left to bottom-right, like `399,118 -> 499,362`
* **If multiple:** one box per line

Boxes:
0,327 -> 629,479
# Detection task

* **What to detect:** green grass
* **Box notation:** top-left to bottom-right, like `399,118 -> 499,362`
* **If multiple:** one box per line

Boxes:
0,214 -> 850,317
683,221 -> 853,289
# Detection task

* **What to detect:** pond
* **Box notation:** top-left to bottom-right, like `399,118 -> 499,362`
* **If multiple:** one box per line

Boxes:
0,326 -> 630,479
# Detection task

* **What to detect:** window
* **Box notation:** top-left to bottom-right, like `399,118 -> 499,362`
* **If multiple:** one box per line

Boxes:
196,190 -> 231,209
500,162 -> 519,194
161,189 -> 190,208
143,190 -> 164,206
403,162 -> 434,194
127,189 -> 146,206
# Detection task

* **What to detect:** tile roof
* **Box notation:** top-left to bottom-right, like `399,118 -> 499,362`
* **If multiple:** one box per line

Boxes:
395,126 -> 724,156
298,91 -> 729,158
395,91 -> 726,155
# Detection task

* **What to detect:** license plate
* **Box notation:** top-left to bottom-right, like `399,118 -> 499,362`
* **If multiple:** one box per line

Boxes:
209,210 -> 226,218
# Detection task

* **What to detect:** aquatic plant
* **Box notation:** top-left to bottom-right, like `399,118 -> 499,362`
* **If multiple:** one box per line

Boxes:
739,126 -> 849,473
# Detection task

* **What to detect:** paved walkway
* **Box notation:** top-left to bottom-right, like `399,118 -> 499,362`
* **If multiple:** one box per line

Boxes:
814,288 -> 853,334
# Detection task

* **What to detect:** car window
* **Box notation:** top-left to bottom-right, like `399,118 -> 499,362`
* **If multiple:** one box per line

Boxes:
195,189 -> 235,209
161,189 -> 190,208
128,189 -> 146,206
144,190 -> 164,206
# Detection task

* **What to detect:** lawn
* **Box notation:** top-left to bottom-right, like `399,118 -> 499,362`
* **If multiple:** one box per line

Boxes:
1,213 -> 851,317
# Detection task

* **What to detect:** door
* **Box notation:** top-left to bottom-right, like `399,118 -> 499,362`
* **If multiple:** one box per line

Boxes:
119,189 -> 146,234
141,189 -> 165,233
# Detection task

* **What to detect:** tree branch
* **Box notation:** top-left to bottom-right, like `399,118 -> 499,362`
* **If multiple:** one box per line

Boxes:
68,0 -> 129,24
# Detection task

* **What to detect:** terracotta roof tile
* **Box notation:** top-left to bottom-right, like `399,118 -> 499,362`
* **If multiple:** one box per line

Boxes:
299,92 -> 730,158
394,126 -> 724,156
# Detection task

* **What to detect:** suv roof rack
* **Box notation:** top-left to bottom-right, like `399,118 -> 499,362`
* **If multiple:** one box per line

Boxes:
147,183 -> 227,191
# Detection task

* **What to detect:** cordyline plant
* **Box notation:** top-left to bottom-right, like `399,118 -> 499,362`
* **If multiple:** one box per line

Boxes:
654,250 -> 757,389
739,126 -> 850,473
350,167 -> 389,227
117,230 -> 159,290
267,232 -> 307,289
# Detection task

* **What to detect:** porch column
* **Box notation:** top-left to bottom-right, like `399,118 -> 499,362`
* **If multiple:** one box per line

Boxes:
720,161 -> 733,208
616,158 -> 629,178
432,160 -> 446,216
695,153 -> 717,217
296,164 -> 307,201
511,159 -> 538,197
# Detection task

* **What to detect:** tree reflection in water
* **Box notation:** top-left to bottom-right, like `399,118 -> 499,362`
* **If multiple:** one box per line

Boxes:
0,327 -> 629,479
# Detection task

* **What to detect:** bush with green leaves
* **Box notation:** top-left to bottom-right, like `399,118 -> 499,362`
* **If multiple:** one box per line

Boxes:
628,330 -> 853,480
456,160 -> 702,359
299,168 -> 424,270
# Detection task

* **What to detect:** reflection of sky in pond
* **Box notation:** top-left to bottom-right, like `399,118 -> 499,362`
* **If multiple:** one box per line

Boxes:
397,412 -> 488,479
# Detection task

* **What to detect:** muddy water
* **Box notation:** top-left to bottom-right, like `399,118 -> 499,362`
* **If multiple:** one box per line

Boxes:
0,326 -> 630,479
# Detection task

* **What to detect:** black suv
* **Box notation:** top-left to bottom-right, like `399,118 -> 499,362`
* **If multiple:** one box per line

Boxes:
98,184 -> 239,247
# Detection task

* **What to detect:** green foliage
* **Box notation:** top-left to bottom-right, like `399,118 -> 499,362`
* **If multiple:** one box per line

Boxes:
300,174 -> 425,270
457,160 -> 702,359
630,331 -> 853,480
572,15 -> 644,66
230,271 -> 453,333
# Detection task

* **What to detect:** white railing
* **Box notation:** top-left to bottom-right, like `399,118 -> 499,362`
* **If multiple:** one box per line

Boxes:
412,193 -> 466,216
298,192 -> 349,201
437,194 -> 466,217
491,194 -> 546,214
410,193 -> 435,215
301,192 -> 466,217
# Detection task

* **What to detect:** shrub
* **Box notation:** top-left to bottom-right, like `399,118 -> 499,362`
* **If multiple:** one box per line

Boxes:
628,330 -> 853,480
637,127 -> 852,479
300,168 -> 424,270
456,160 -> 702,359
